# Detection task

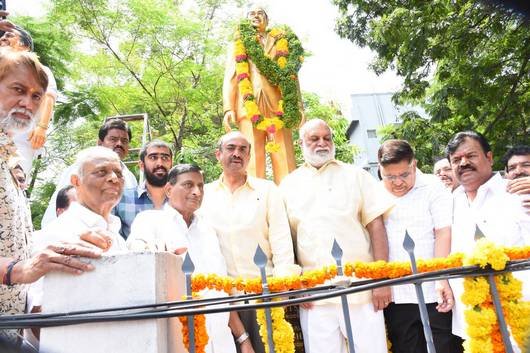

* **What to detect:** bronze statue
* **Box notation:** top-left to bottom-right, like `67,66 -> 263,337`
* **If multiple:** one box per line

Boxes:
223,5 -> 304,184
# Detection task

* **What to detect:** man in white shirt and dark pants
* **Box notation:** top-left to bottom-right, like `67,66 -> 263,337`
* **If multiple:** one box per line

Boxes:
127,164 -> 248,353
378,139 -> 462,353
446,131 -> 530,345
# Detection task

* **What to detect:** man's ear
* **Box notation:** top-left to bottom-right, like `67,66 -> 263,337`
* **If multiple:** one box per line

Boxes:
138,160 -> 145,171
164,182 -> 172,198
97,139 -> 103,146
486,151 -> 494,165
215,149 -> 221,162
70,174 -> 80,187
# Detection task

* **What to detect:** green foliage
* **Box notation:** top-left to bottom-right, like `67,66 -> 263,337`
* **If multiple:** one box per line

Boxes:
334,0 -> 530,169
12,15 -> 74,90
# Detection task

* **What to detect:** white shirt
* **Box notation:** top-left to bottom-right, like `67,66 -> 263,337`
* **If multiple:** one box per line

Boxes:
384,173 -> 452,304
30,202 -> 127,307
127,205 -> 236,353
41,161 -> 137,227
280,160 -> 394,305
450,173 -> 530,338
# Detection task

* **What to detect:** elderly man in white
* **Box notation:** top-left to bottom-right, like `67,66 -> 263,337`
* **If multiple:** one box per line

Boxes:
30,146 -> 128,322
36,146 -> 128,252
280,119 -> 394,353
127,164 -> 244,353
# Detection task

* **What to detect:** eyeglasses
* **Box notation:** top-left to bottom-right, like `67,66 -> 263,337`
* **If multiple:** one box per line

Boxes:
381,163 -> 414,182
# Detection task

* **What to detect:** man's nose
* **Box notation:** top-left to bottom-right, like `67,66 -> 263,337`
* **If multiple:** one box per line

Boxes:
19,95 -> 37,114
108,171 -> 120,182
459,156 -> 470,166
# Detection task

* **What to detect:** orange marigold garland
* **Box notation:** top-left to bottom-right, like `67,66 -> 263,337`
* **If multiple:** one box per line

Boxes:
179,313 -> 209,353
190,247 -> 530,295
185,243 -> 530,352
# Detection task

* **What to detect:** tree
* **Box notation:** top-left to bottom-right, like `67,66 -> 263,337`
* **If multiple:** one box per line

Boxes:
334,0 -> 530,169
48,0 -> 236,181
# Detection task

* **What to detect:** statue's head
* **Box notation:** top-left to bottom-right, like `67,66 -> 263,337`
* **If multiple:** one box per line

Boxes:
246,3 -> 268,32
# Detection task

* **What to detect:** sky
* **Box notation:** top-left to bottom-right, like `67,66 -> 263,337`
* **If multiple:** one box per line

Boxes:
8,0 -> 402,118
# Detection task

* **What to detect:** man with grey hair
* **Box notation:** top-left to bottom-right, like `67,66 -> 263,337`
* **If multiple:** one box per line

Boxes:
280,119 -> 394,353
37,146 -> 127,251
42,118 -> 137,227
128,164 -> 239,353
0,49 -> 107,344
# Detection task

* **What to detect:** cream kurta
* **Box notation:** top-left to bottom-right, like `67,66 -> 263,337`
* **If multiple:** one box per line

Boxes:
200,175 -> 299,279
280,160 -> 394,304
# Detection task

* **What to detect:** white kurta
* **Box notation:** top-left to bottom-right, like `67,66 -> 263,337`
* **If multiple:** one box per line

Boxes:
127,205 -> 236,353
450,173 -> 530,339
30,202 -> 127,307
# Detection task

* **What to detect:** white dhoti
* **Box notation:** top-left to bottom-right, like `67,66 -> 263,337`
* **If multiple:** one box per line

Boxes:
299,302 -> 387,353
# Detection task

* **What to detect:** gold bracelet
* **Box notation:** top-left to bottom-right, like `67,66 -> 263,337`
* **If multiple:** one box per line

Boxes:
37,123 -> 49,130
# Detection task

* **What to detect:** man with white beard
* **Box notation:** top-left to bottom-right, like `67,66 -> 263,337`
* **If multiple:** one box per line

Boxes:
0,48 -> 108,345
280,119 -> 394,353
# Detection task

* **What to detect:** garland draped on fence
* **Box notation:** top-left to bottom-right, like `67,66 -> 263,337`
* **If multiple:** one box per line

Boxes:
185,242 -> 530,353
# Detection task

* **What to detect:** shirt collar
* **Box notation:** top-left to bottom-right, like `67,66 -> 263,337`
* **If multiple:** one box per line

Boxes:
302,159 -> 340,172
68,202 -> 121,234
453,172 -> 505,197
162,203 -> 198,229
136,180 -> 148,198
215,173 -> 256,191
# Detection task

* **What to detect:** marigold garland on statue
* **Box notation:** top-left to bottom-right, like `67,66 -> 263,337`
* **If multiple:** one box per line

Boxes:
234,20 -> 304,152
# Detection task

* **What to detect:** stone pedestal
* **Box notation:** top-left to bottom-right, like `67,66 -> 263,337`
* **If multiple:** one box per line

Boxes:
40,252 -> 186,353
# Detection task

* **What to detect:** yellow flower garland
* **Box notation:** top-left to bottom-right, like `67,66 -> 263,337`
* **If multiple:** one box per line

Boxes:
462,239 -> 530,353
187,243 -> 530,352
233,27 -> 290,153
256,304 -> 295,353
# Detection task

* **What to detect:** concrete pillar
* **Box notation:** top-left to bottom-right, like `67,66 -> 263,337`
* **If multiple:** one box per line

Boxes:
40,252 -> 187,353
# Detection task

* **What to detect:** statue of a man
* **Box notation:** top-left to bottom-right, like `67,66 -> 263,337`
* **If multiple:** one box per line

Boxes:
223,5 -> 304,184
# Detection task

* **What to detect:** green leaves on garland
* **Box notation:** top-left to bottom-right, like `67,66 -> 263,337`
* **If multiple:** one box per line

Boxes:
238,20 -> 305,129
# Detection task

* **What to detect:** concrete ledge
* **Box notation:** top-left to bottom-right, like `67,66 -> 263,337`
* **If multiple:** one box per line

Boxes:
40,252 -> 186,353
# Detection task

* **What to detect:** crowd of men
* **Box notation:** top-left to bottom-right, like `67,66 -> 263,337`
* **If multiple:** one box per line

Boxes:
1,9 -> 530,353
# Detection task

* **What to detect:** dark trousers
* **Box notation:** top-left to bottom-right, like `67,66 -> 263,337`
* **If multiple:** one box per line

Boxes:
235,309 -> 266,353
384,303 -> 464,353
